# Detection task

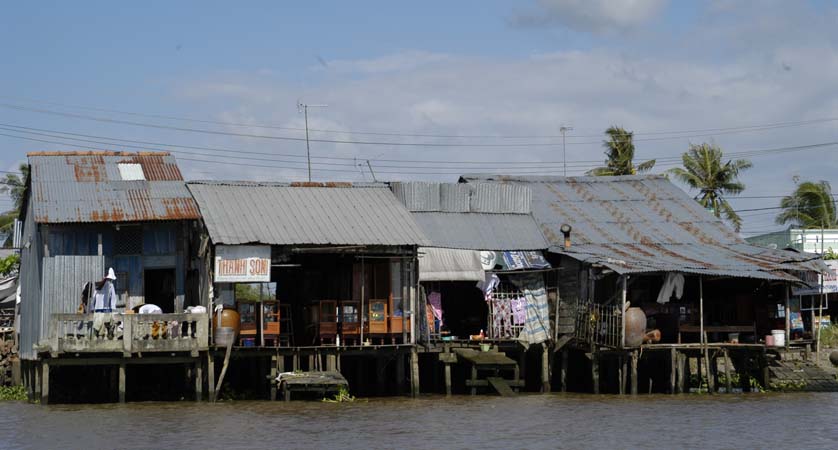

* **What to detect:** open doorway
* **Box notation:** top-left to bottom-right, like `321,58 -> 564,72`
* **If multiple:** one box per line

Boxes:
144,268 -> 176,313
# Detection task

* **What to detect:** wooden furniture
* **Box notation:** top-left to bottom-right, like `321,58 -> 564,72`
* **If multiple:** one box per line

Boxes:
319,300 -> 338,344
453,347 -> 523,395
388,293 -> 410,342
278,303 -> 294,346
262,300 -> 280,347
369,299 -> 388,342
238,302 -> 258,346
341,301 -> 361,343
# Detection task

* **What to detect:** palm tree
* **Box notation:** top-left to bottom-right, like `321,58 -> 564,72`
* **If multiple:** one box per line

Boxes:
587,126 -> 655,176
775,180 -> 837,229
0,163 -> 29,211
667,143 -> 752,232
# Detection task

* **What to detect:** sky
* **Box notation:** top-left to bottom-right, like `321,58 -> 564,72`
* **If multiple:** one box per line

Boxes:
1,0 -> 837,236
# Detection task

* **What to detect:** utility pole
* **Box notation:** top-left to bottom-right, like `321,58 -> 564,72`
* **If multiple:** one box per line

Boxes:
559,125 -> 573,177
365,160 -> 378,182
298,101 -> 328,182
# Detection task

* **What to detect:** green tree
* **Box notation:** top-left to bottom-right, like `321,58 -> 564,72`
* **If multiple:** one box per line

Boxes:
667,143 -> 752,232
0,163 -> 28,246
587,126 -> 656,176
775,180 -> 837,228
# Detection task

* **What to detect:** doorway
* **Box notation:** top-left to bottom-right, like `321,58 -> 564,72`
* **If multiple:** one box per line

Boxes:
144,268 -> 176,313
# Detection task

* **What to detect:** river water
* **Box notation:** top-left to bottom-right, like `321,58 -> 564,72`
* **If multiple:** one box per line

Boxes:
2,393 -> 836,449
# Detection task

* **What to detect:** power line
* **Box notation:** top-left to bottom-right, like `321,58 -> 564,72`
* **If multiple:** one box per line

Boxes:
2,95 -> 837,139
3,101 -> 838,148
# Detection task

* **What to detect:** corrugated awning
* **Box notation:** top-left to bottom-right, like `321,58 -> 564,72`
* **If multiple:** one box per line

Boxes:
418,247 -> 484,282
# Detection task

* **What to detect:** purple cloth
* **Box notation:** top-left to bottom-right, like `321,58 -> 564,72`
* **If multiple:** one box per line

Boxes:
428,291 -> 443,326
511,297 -> 528,325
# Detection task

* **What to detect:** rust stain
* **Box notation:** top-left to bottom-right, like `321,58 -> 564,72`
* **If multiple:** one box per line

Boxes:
161,198 -> 201,219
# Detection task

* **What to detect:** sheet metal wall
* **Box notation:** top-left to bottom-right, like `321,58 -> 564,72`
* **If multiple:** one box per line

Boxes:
18,195 -> 42,360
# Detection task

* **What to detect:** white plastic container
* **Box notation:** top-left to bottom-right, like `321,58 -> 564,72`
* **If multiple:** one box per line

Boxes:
215,326 -> 235,347
771,329 -> 786,347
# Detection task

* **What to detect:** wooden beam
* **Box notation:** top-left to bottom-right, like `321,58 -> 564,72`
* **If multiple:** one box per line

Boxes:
723,349 -> 732,394
560,349 -> 568,393
410,347 -> 420,397
670,348 -> 676,394
207,352 -> 216,403
40,362 -> 49,405
195,360 -> 203,402
541,343 -> 551,393
591,347 -> 599,394
118,362 -> 126,403
630,351 -> 638,395
444,363 -> 452,396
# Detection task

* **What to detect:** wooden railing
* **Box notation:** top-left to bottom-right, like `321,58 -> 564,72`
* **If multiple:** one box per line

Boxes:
574,300 -> 623,348
47,313 -> 209,355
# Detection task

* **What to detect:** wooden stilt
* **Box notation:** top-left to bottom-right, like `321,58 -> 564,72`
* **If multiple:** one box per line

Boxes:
34,362 -> 41,401
696,356 -> 702,392
618,355 -> 625,395
591,348 -> 599,394
704,346 -> 715,394
375,357 -> 386,396
560,349 -> 568,393
410,347 -> 420,397
723,349 -> 732,393
326,354 -> 337,372
307,354 -> 315,371
118,362 -> 126,403
541,343 -> 551,393
207,352 -> 216,403
670,348 -> 677,394
270,354 -> 278,401
395,354 -> 406,395
621,354 -> 628,395
292,351 -> 300,372
195,360 -> 203,402
630,351 -> 638,395
470,365 -> 478,396
41,362 -> 50,405
676,352 -> 685,394
444,363 -> 452,396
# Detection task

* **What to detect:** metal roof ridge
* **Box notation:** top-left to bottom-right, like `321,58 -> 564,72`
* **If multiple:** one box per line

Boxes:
186,180 -> 389,188
28,151 -> 171,157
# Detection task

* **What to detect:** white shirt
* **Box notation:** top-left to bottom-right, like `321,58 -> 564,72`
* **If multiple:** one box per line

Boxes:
92,280 -> 117,311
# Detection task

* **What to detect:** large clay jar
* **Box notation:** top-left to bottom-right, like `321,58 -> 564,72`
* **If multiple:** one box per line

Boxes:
212,307 -> 241,336
624,307 -> 647,347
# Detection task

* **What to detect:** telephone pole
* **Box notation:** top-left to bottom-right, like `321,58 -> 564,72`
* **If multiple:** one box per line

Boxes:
559,125 -> 573,177
298,101 -> 328,181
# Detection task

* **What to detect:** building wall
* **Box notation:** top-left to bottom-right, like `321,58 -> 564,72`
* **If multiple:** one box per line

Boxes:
747,228 -> 838,254
18,194 -> 43,360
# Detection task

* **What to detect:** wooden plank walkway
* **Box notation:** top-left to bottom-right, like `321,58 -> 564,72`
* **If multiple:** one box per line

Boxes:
487,377 -> 516,396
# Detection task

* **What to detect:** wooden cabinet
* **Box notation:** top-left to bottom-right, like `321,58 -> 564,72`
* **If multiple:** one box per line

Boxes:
369,300 -> 388,335
319,300 -> 338,344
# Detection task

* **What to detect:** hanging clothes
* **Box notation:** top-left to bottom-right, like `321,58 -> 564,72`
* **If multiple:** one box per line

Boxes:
490,298 -> 514,338
427,291 -> 443,325
510,273 -> 550,347
511,297 -> 528,325
476,273 -> 500,300
656,273 -> 685,304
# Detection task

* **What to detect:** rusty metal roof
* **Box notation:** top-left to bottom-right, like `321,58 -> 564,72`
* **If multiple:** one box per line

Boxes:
462,174 -> 824,280
187,181 -> 430,247
28,151 -> 200,223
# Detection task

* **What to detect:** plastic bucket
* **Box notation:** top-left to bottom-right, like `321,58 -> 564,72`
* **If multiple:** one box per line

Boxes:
771,329 -> 786,347
765,334 -> 775,346
215,327 -> 234,347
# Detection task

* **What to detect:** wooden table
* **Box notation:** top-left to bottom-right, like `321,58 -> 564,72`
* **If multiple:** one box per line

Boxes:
678,324 -> 756,343
276,371 -> 348,401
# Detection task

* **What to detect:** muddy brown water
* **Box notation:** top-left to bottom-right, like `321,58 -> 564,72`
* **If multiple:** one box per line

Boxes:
2,393 -> 837,449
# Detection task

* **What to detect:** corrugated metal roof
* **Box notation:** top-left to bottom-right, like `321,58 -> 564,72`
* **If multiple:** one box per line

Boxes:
391,181 -> 530,214
28,152 -> 200,223
462,174 -> 824,280
187,181 -> 430,246
412,212 -> 548,251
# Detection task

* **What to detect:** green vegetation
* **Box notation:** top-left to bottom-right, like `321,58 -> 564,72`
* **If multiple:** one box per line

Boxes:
587,126 -> 655,176
0,163 -> 29,247
767,379 -> 807,392
667,143 -> 753,232
323,386 -> 356,403
0,385 -> 27,401
775,180 -> 838,229
817,324 -> 838,348
0,253 -> 19,277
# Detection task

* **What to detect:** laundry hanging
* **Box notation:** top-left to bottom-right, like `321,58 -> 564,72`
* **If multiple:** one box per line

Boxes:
656,272 -> 685,304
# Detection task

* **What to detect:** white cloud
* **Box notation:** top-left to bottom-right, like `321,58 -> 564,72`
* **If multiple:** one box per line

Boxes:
318,51 -> 451,74
511,0 -> 668,34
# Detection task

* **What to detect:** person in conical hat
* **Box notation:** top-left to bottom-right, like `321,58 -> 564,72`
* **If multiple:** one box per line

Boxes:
92,268 -> 118,313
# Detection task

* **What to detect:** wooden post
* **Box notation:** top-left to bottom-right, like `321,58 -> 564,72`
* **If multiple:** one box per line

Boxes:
118,362 -> 126,403
410,347 -> 420,397
326,354 -> 337,372
444,363 -> 452,396
621,354 -> 628,395
269,354 -> 277,401
207,352 -> 216,403
630,351 -> 638,395
40,362 -> 49,405
195,360 -> 203,401
620,276 -> 627,349
670,348 -> 677,394
618,355 -> 624,395
723,349 -> 732,393
375,356 -> 386,396
560,349 -> 568,393
704,345 -> 715,394
784,285 -> 790,351
591,348 -> 599,394
293,351 -> 300,372
470,365 -> 478,396
541,343 -> 551,393
34,362 -> 41,400
676,352 -> 685,394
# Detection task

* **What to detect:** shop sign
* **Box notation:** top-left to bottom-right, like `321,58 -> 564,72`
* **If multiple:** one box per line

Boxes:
214,245 -> 271,282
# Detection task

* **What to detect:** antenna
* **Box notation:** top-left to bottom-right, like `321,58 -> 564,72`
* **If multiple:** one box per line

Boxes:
297,101 -> 328,181
366,160 -> 378,182
559,125 -> 573,177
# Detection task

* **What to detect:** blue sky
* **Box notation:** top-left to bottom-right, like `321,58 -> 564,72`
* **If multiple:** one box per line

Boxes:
1,0 -> 837,234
